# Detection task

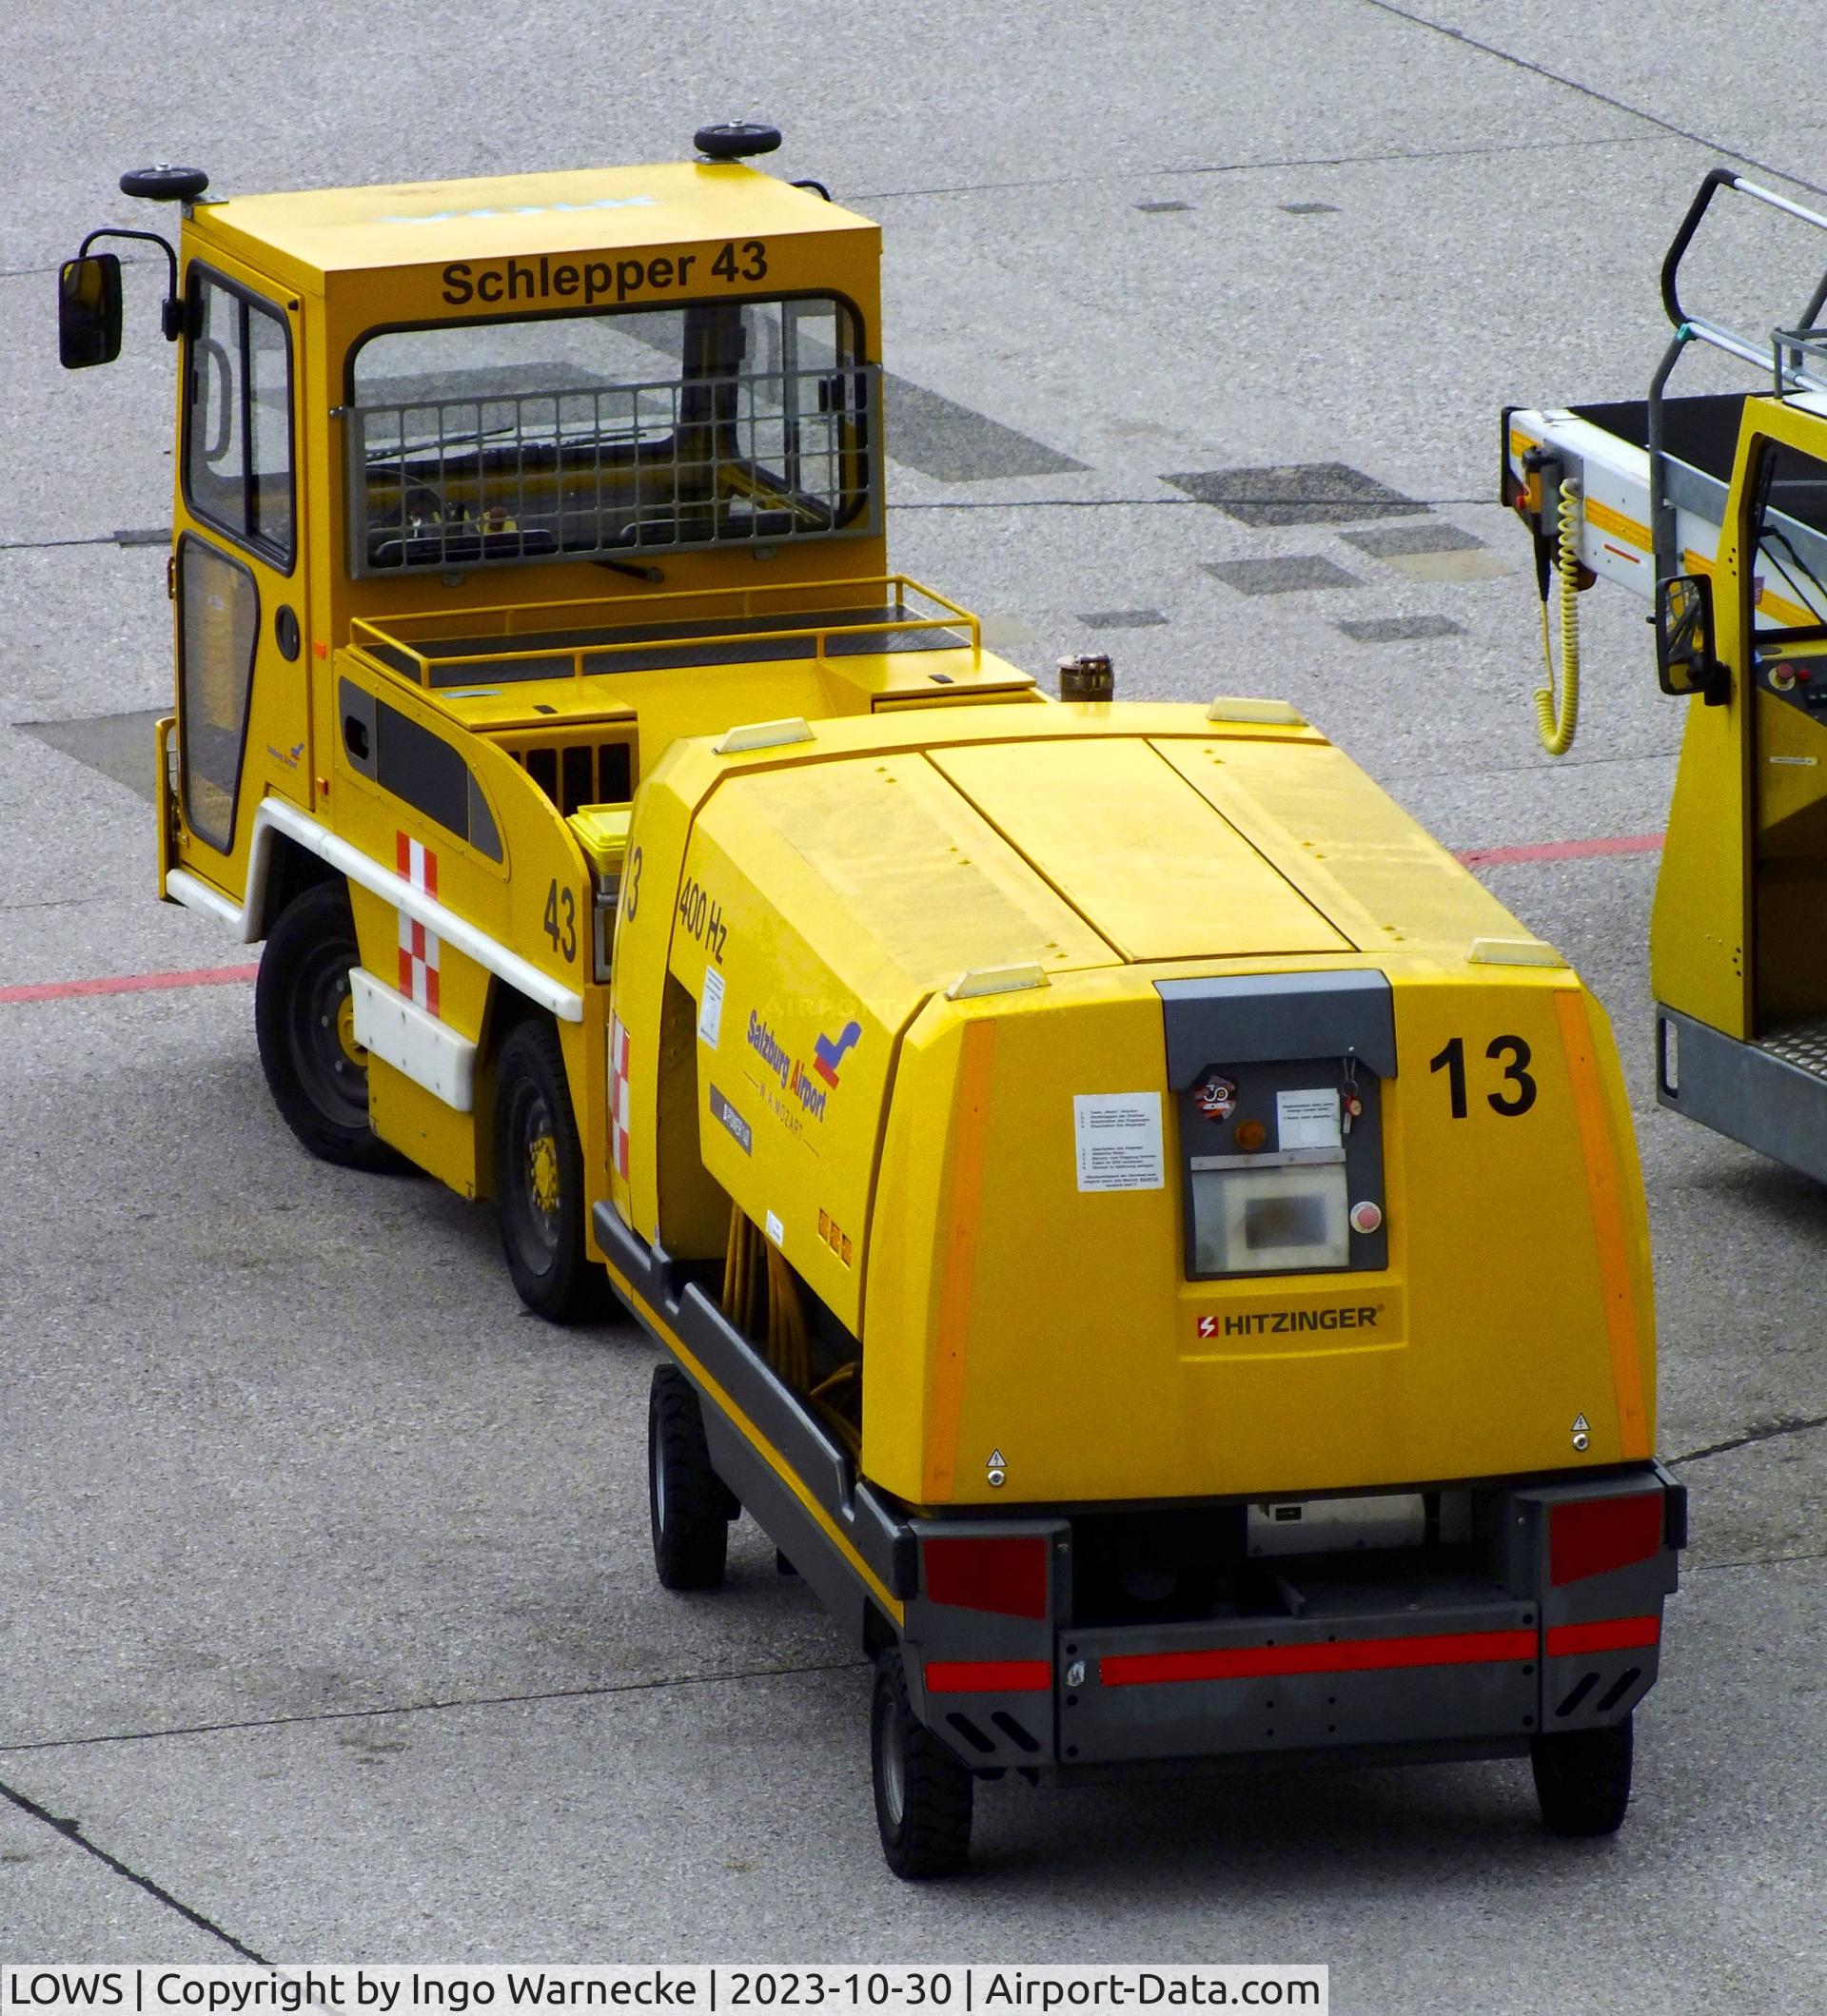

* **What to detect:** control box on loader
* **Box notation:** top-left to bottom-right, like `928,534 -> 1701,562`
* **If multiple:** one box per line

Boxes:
1506,167 -> 1827,1184
62,129 -> 1683,1877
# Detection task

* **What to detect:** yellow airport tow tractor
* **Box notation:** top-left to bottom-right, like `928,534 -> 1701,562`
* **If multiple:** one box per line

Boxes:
63,128 -> 1683,1876
1507,167 -> 1827,1179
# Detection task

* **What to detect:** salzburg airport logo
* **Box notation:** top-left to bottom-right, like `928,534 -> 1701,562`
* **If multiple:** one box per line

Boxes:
814,1021 -> 863,1088
747,1012 -> 860,1123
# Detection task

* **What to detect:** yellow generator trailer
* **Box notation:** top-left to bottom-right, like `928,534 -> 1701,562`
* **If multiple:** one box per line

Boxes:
62,130 -> 1682,1877
1506,167 -> 1827,1180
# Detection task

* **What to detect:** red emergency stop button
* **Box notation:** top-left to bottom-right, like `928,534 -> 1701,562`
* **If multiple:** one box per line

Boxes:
1349,1201 -> 1383,1235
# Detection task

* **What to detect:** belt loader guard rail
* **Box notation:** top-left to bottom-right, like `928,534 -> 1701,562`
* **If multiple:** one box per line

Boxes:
1503,166 -> 1827,1185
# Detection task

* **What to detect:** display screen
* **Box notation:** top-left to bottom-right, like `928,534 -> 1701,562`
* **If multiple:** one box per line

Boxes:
1190,1162 -> 1349,1275
1244,1191 -> 1330,1251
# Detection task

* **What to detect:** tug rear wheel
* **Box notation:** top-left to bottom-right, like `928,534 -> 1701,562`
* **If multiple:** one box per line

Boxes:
255,879 -> 401,1171
648,1364 -> 737,1590
871,1648 -> 973,1879
494,1016 -> 602,1322
1531,1714 -> 1634,1837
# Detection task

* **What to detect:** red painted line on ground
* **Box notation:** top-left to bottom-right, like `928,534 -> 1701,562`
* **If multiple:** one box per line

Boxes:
0,831 -> 1669,1007
0,963 -> 258,1006
1456,832 -> 1664,868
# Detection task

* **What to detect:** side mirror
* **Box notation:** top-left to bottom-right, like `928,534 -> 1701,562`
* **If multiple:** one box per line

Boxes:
1655,572 -> 1723,699
58,253 -> 124,368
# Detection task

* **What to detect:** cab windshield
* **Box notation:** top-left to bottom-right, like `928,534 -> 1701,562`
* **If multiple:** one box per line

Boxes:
346,294 -> 874,576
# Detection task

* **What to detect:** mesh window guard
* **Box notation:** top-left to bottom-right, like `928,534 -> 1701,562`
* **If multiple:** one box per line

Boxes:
347,298 -> 877,577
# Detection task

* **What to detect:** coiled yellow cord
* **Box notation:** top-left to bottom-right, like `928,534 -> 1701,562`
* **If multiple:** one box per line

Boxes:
1535,477 -> 1582,755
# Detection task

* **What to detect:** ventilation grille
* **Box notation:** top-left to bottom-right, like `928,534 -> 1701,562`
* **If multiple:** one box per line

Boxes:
504,740 -> 633,816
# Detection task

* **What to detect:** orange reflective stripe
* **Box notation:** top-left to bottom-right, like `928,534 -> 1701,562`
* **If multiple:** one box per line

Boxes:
1555,990 -> 1651,1458
925,1016 -> 997,1498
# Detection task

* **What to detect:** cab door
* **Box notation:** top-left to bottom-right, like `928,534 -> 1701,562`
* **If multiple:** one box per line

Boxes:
172,260 -> 308,897
1740,427 -> 1827,1029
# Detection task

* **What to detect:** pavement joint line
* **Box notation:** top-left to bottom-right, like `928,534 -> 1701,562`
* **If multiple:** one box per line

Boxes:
0,1772 -> 272,1963
0,1656 -> 870,1760
848,130 -> 1661,204
1382,747 -> 1684,781
1357,0 -> 1827,204
1667,1412 -> 1827,1466
888,495 -> 1492,511
0,535 -> 121,554
1690,1547 -> 1827,1575
0,838 -> 1671,1007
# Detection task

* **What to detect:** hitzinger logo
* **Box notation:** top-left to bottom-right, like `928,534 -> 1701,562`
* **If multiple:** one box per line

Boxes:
1198,1306 -> 1381,1339
747,1012 -> 855,1122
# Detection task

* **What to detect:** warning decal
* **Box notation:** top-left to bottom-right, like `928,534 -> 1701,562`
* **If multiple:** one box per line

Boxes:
1073,1092 -> 1166,1193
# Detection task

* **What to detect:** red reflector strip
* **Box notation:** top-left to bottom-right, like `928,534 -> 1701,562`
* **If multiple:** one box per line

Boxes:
922,1534 -> 1051,1619
1546,1615 -> 1660,1657
1549,1492 -> 1664,1586
924,1659 -> 1052,1694
1100,1627 -> 1537,1688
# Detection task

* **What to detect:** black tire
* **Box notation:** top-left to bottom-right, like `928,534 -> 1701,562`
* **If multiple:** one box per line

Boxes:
493,1016 -> 603,1322
1531,1714 -> 1634,1837
871,1648 -> 973,1879
648,1364 -> 737,1590
254,879 -> 402,1172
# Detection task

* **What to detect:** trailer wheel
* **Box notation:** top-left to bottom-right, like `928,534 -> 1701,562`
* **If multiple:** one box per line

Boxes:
255,879 -> 402,1172
495,1017 -> 602,1322
648,1364 -> 737,1590
871,1649 -> 973,1879
1531,1714 -> 1634,1837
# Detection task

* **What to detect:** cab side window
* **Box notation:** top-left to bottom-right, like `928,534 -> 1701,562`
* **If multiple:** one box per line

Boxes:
185,272 -> 296,566
1748,440 -> 1827,639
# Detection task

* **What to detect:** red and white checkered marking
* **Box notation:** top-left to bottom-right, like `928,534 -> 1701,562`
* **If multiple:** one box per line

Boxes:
395,832 -> 441,1019
609,1013 -> 632,1183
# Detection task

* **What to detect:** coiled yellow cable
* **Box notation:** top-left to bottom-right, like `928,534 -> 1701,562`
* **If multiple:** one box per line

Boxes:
1535,478 -> 1582,755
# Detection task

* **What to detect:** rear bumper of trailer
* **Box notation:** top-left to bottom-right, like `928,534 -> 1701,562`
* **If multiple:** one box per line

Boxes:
596,1203 -> 1682,1778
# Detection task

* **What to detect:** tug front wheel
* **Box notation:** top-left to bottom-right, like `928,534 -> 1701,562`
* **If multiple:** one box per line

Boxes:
494,1016 -> 602,1322
1531,1715 -> 1634,1837
648,1364 -> 737,1590
255,878 -> 401,1172
871,1649 -> 973,1879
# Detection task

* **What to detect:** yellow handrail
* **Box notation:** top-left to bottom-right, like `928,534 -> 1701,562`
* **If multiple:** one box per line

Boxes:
347,574 -> 980,688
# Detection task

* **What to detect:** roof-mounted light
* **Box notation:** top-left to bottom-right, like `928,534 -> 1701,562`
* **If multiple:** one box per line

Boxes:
713,717 -> 815,754
1469,937 -> 1565,968
695,122 -> 783,163
1206,696 -> 1306,726
946,964 -> 1049,1001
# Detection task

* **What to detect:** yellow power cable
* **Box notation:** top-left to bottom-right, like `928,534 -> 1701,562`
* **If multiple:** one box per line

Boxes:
1535,477 -> 1582,756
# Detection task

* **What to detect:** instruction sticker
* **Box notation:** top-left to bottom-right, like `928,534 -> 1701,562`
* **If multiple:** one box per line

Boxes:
1073,1093 -> 1165,1193
1276,1087 -> 1342,1151
697,967 -> 725,1049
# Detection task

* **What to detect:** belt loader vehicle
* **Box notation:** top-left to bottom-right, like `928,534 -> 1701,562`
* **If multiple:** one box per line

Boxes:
1507,167 -> 1827,1181
61,129 -> 1683,1877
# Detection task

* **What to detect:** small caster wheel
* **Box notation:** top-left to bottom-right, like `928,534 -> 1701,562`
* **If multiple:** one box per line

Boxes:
871,1648 -> 972,1879
648,1364 -> 737,1590
1531,1714 -> 1634,1837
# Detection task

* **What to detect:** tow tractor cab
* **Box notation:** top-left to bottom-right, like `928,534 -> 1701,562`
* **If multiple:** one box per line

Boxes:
59,126 -> 1029,1311
63,132 -> 1681,1879
1506,168 -> 1827,1183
